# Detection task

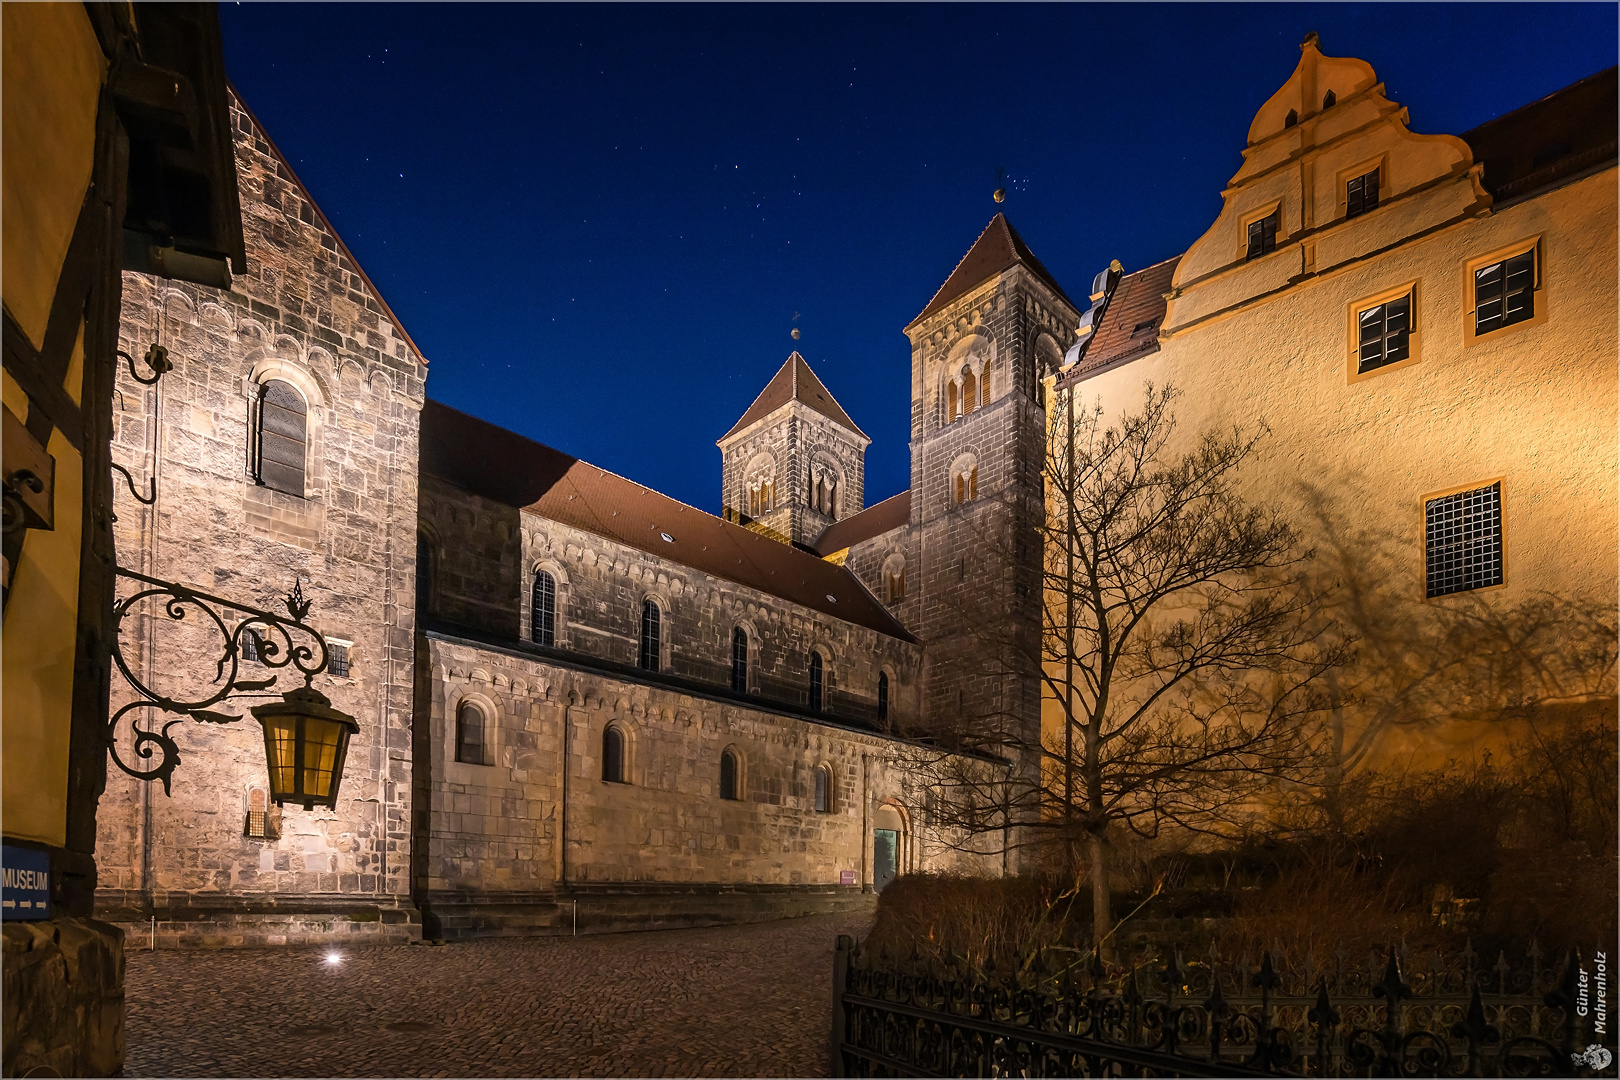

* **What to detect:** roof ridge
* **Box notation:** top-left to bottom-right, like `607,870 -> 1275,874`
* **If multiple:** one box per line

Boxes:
906,213 -> 1075,330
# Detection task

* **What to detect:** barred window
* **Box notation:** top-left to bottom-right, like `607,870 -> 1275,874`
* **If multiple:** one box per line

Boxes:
1425,483 -> 1503,598
243,787 -> 277,839
639,600 -> 661,672
240,627 -> 261,663
327,642 -> 350,678
1246,210 -> 1279,260
731,627 -> 748,693
1474,250 -> 1535,336
255,379 -> 307,497
1357,293 -> 1412,373
720,749 -> 739,801
456,701 -> 493,766
809,651 -> 823,712
1346,167 -> 1379,218
877,673 -> 889,722
532,571 -> 556,646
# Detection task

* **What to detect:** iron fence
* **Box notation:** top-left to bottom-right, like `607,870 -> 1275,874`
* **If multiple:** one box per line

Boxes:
831,935 -> 1615,1077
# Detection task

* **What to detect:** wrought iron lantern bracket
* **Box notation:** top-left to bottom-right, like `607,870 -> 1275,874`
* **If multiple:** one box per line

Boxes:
107,567 -> 336,796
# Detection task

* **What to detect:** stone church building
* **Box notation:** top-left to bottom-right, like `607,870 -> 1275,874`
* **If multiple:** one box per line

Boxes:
93,40 -> 1614,947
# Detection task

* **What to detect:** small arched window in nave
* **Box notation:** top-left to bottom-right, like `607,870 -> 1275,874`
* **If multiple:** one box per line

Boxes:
809,651 -> 824,712
532,570 -> 556,647
720,749 -> 739,800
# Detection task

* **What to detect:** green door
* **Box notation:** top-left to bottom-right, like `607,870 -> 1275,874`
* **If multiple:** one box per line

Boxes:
873,829 -> 898,893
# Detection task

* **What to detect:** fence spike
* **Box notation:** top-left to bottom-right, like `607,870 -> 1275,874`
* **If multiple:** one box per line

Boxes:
1254,951 -> 1280,992
1307,977 -> 1340,1030
1373,944 -> 1410,1004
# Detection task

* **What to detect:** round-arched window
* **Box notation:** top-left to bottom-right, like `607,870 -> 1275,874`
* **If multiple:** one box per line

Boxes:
603,725 -> 626,783
720,749 -> 740,801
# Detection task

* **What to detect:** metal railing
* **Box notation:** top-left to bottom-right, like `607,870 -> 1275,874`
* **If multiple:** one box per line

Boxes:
831,935 -> 1614,1077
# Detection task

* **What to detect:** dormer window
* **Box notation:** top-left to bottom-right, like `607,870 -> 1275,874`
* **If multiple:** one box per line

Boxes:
1246,211 -> 1279,261
1346,168 -> 1380,219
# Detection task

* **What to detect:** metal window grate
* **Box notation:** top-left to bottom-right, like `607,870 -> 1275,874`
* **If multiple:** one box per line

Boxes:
532,571 -> 556,646
1346,167 -> 1379,218
1425,483 -> 1503,598
1474,250 -> 1535,336
1246,211 -> 1278,260
240,628 -> 260,663
327,643 -> 349,678
1357,293 -> 1412,373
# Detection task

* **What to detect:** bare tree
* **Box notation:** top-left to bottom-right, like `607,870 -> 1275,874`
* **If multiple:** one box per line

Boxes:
917,383 -> 1345,952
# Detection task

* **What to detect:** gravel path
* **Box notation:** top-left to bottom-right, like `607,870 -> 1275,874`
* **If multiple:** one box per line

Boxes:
124,913 -> 871,1077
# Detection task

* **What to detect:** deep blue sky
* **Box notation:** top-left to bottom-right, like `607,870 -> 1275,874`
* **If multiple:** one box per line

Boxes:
220,4 -> 1616,514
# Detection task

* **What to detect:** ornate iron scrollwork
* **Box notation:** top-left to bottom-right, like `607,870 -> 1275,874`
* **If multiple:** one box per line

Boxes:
107,568 -> 331,794
118,343 -> 173,386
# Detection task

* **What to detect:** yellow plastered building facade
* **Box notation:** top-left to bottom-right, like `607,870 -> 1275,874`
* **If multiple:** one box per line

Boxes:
1059,40 -> 1617,770
1,2 -> 106,847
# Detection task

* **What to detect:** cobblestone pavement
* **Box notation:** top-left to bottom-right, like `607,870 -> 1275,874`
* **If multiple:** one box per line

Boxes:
124,913 -> 872,1077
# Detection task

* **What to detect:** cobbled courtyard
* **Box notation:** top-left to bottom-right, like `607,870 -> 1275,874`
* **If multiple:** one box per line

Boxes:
124,912 -> 871,1077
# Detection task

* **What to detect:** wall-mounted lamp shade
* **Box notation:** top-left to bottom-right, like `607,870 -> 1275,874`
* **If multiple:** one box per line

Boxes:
251,686 -> 360,810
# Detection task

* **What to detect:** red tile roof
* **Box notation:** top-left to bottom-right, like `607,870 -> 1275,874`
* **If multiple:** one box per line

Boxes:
812,491 -> 911,556
908,214 -> 1076,329
421,400 -> 914,641
1058,256 -> 1181,386
720,352 -> 866,441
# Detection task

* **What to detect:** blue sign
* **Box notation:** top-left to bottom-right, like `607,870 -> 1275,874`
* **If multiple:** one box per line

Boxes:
1,845 -> 51,921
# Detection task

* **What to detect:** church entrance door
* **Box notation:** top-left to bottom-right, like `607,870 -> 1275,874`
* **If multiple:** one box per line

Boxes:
873,829 -> 898,892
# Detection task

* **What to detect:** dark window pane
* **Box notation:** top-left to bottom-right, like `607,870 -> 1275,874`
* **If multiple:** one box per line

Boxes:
1357,294 -> 1413,373
603,727 -> 623,782
1246,211 -> 1279,260
720,751 -> 737,800
1346,168 -> 1379,218
814,767 -> 829,813
1425,484 -> 1504,597
1475,251 -> 1535,336
877,673 -> 889,721
456,703 -> 489,766
328,643 -> 349,678
532,571 -> 556,646
639,601 -> 660,672
808,652 -> 823,712
731,627 -> 748,692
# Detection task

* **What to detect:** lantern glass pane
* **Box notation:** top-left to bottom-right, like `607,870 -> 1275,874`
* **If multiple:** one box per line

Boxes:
302,718 -> 344,800
265,716 -> 299,797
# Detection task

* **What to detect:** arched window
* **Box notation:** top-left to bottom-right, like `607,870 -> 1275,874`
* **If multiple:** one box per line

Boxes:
808,651 -> 823,712
946,381 -> 958,423
954,464 -> 978,506
456,701 -> 492,766
981,365 -> 991,405
878,673 -> 889,722
603,725 -> 626,783
731,627 -> 749,693
962,369 -> 977,414
416,533 -> 434,615
883,555 -> 906,604
639,600 -> 661,672
720,749 -> 740,800
814,764 -> 832,813
256,379 -> 308,496
532,570 -> 556,646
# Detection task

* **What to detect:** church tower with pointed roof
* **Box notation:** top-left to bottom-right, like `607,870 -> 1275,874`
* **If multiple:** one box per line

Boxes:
717,351 -> 870,547
903,213 -> 1081,787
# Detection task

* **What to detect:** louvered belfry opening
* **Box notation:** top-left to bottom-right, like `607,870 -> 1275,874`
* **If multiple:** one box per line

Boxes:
257,379 -> 307,496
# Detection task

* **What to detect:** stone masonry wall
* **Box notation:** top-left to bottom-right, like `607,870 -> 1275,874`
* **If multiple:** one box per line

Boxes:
417,634 -> 998,902
94,91 -> 425,944
418,480 -> 920,729
719,402 -> 866,546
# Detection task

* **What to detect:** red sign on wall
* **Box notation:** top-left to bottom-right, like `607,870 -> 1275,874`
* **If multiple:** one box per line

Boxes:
840,870 -> 857,885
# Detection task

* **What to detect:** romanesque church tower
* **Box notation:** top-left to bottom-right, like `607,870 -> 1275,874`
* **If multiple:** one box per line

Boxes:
903,214 -> 1081,764
717,352 -> 869,547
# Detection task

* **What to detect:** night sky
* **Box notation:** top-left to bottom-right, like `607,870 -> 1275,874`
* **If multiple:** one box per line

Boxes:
219,4 -> 1616,514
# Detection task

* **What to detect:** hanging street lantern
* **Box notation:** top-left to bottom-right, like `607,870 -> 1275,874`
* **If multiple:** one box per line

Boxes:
107,570 -> 358,807
251,685 -> 360,810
